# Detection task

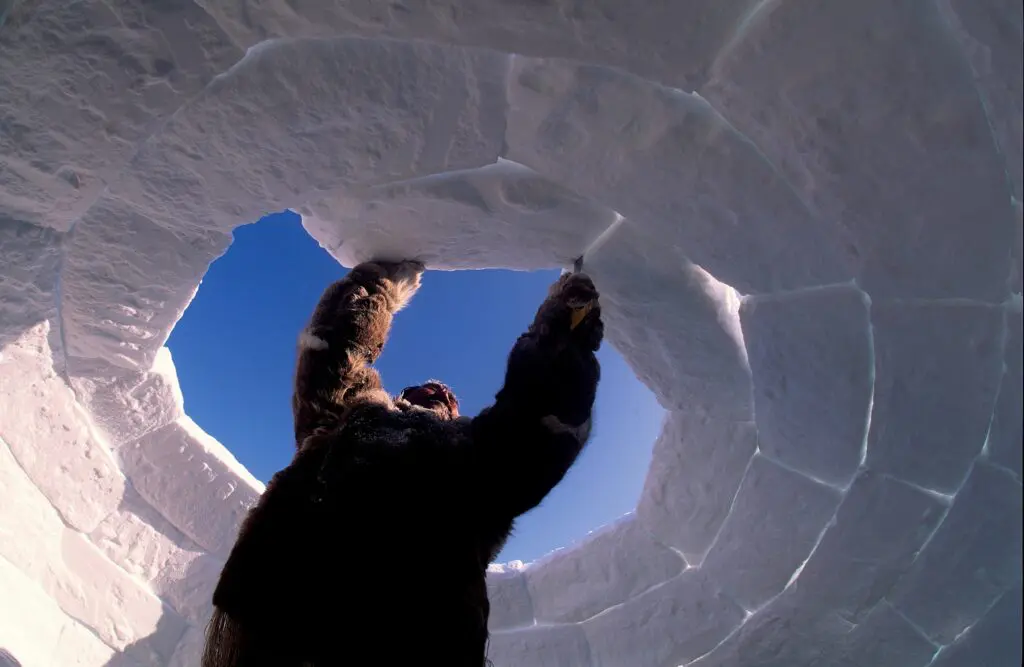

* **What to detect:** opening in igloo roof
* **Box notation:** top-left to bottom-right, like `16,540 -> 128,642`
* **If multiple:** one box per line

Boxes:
1,2 -> 1021,665
166,211 -> 665,563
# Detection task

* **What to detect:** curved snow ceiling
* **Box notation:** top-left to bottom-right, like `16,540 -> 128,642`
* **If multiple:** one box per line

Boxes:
0,1 -> 1021,666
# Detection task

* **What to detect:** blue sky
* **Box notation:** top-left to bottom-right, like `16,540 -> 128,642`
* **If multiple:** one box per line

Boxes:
167,211 -> 664,562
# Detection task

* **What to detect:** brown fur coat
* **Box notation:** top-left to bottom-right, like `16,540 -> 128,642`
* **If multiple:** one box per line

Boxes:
202,261 -> 603,667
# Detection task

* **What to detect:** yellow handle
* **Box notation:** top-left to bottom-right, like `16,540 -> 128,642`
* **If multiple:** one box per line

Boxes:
570,302 -> 594,330
568,255 -> 593,330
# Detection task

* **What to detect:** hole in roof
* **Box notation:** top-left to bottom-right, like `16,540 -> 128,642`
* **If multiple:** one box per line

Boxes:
167,211 -> 664,563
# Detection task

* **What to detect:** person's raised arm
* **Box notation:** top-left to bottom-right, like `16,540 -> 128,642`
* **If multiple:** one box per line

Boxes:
292,259 -> 424,445
203,259 -> 425,666
470,272 -> 603,520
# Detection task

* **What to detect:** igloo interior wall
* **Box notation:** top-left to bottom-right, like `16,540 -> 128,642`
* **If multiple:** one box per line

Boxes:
0,1 -> 1021,666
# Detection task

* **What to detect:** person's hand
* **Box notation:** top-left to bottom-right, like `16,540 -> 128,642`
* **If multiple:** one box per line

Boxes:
351,259 -> 425,312
533,272 -> 603,351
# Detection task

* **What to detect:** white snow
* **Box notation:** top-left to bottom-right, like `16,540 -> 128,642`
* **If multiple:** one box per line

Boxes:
0,0 -> 1021,666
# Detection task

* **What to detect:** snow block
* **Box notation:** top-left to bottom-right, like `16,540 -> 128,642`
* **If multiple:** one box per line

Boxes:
505,57 -> 851,294
740,286 -> 873,486
0,0 -> 240,230
931,582 -> 1023,667
0,220 -> 62,349
168,623 -> 206,667
49,622 -> 118,667
525,515 -> 684,624
687,587 -> 850,667
120,417 -> 264,556
584,219 -> 752,418
636,410 -> 757,562
866,301 -> 1004,493
0,434 -> 67,590
889,461 -> 1023,644
301,160 -> 617,270
692,575 -> 934,667
791,471 -> 947,623
987,311 -> 1022,477
0,443 -> 185,660
162,554 -> 223,629
110,37 -> 508,234
0,221 -> 62,295
69,348 -> 185,449
944,0 -> 1023,201
487,624 -> 591,667
709,596 -> 935,667
49,619 -> 118,667
57,531 -> 188,659
199,0 -> 758,93
0,555 -> 113,667
826,603 -> 936,667
485,563 -> 534,631
701,454 -> 842,611
60,195 -> 231,372
582,570 -> 745,667
89,487 -> 217,624
702,0 -> 1017,301
0,325 -> 124,533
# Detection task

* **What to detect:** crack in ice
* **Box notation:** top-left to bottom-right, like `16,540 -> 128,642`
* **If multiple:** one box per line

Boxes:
859,287 -> 876,471
694,452 -> 757,568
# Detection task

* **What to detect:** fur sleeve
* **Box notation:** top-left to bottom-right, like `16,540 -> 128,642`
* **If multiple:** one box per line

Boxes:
292,260 -> 423,445
470,273 -> 603,520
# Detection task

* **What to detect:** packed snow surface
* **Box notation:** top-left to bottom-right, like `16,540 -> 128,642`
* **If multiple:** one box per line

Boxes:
1,0 -> 1022,665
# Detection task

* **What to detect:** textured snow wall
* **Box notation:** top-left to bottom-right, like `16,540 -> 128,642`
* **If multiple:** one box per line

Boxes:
1,1 -> 1022,666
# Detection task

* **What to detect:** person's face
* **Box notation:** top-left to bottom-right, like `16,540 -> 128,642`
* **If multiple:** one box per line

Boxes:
399,381 -> 459,419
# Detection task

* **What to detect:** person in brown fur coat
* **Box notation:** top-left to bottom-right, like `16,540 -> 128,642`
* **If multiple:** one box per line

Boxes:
202,259 -> 603,667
